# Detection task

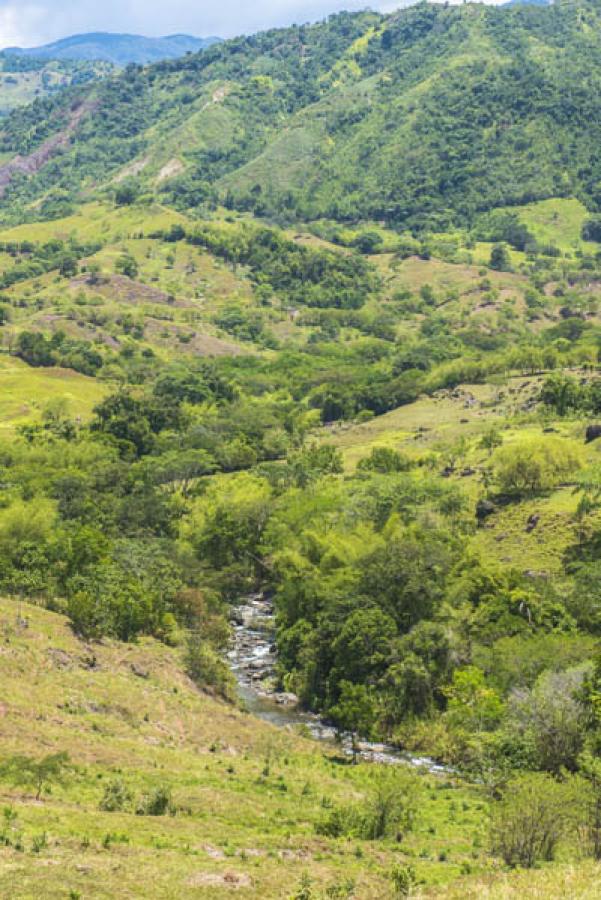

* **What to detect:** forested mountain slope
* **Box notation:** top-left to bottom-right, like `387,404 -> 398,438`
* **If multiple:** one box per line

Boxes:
1,1 -> 601,229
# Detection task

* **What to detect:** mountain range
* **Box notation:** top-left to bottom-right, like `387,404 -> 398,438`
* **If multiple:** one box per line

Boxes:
2,32 -> 222,66
0,1 -> 600,231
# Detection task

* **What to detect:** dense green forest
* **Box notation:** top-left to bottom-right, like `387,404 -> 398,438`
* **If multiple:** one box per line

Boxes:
3,2 -> 601,897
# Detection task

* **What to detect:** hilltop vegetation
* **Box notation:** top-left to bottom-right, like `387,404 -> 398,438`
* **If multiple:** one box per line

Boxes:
0,54 -> 110,116
2,1 -> 601,896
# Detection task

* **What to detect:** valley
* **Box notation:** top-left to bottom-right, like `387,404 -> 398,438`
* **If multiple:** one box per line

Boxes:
1,1 -> 601,897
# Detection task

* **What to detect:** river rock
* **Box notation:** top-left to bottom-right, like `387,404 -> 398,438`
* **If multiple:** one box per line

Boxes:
274,692 -> 299,707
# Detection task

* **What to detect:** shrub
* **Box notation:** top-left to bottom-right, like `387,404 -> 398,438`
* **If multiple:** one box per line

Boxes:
317,769 -> 421,841
99,779 -> 133,812
361,768 -> 422,840
185,632 -> 236,701
582,217 -> 601,242
357,447 -> 412,474
493,437 -> 583,497
490,773 -> 575,867
31,832 -> 48,854
390,864 -> 417,897
136,786 -> 173,817
506,665 -> 590,773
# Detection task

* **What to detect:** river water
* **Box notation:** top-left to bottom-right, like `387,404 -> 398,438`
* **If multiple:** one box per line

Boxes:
228,595 -> 449,772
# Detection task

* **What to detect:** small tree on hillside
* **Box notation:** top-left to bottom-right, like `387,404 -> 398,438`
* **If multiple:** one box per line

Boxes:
489,243 -> 511,271
0,752 -> 70,800
578,752 -> 601,859
116,253 -> 139,280
490,773 -> 575,868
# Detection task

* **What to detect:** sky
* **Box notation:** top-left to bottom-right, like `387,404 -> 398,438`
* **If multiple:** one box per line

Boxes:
0,0 -> 501,49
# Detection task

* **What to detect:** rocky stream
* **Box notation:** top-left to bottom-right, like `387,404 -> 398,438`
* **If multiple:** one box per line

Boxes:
228,595 -> 448,772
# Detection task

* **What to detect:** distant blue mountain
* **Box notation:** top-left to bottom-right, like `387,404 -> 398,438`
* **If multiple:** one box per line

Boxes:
3,33 -> 222,66
503,0 -> 552,6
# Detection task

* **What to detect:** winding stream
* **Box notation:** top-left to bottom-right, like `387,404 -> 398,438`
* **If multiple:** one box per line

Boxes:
228,595 -> 449,772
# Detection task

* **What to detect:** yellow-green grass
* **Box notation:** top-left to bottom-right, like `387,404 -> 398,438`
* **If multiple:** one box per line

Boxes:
374,254 -> 527,302
325,383 -> 502,471
470,242 -> 527,269
472,486 -> 591,578
323,377 -> 601,575
511,197 -> 597,254
425,861 -> 601,899
0,597 -> 497,899
0,355 -> 107,433
0,202 -> 187,246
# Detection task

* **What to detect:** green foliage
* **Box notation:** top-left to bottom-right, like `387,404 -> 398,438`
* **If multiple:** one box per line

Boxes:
184,223 -> 376,310
115,252 -> 139,279
578,752 -> 601,860
99,779 -> 133,812
8,2 -> 601,233
445,667 -> 504,734
329,682 -> 376,758
317,768 -> 421,841
0,238 -> 99,289
357,447 -> 412,474
185,630 -> 236,701
389,864 -> 417,898
115,180 -> 140,206
506,665 -> 589,773
0,752 -> 70,801
582,217 -> 601,242
135,786 -> 174,817
490,774 -> 576,868
14,330 -> 104,376
493,437 -> 583,497
489,243 -> 511,272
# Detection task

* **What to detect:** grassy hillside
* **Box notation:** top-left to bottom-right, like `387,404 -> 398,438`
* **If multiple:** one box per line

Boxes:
0,597 -> 488,899
2,597 -> 600,899
0,355 -> 106,433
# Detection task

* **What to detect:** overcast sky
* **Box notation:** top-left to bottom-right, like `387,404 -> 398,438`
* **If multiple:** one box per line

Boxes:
0,0 -> 502,49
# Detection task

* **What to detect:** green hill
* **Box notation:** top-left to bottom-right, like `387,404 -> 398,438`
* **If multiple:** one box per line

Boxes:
3,2 -> 601,229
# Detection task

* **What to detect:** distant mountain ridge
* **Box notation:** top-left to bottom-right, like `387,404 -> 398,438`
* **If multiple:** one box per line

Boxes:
3,32 -> 222,66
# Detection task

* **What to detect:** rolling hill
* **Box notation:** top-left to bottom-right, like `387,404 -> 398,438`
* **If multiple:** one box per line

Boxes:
3,32 -> 222,66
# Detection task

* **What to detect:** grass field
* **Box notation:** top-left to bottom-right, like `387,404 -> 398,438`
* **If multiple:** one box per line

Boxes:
0,598 -> 596,898
0,597 -> 501,900
0,355 -> 107,433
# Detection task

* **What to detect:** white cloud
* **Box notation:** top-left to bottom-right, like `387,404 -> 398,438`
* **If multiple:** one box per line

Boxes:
0,0 -> 507,48
0,4 -> 47,47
